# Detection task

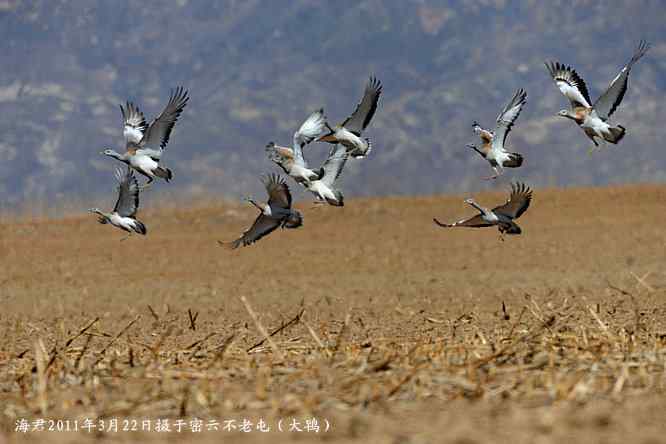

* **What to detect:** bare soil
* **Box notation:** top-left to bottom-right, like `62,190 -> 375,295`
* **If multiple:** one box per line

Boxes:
1,183 -> 666,443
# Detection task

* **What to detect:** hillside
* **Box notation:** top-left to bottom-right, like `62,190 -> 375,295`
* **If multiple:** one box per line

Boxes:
0,1 -> 665,209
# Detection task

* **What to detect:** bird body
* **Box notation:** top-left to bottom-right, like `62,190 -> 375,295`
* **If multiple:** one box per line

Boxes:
546,40 -> 649,147
318,76 -> 382,159
89,167 -> 147,237
468,88 -> 527,179
103,86 -> 188,186
434,182 -> 532,239
266,109 -> 327,185
305,143 -> 348,206
223,174 -> 302,249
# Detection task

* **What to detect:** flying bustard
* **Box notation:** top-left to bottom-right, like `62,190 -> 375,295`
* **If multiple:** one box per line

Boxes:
266,109 -> 327,185
434,182 -> 532,240
102,86 -> 189,187
89,167 -> 147,239
468,88 -> 527,180
545,40 -> 650,150
220,173 -> 303,249
305,143 -> 349,206
317,76 -> 382,159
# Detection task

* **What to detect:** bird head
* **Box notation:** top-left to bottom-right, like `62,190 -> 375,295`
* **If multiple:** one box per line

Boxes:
557,109 -> 571,119
464,198 -> 476,205
465,144 -> 477,150
101,148 -> 116,157
88,208 -> 100,214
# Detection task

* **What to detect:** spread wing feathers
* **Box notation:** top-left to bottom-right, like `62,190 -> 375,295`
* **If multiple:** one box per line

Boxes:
493,88 -> 527,149
263,173 -> 292,209
545,61 -> 592,109
230,213 -> 281,249
121,101 -> 148,144
593,40 -> 650,120
341,76 -> 382,134
294,109 -> 326,148
138,86 -> 189,150
433,214 -> 492,228
320,144 -> 349,187
113,167 -> 140,217
493,182 -> 532,220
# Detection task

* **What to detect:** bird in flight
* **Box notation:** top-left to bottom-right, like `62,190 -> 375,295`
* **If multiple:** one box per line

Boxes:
434,182 -> 532,240
468,88 -> 527,180
545,40 -> 650,151
221,174 -> 303,249
266,109 -> 327,185
305,143 -> 349,206
318,76 -> 382,159
89,167 -> 147,240
102,86 -> 189,188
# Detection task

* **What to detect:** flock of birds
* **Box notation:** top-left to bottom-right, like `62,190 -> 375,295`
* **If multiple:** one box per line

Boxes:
90,41 -> 651,245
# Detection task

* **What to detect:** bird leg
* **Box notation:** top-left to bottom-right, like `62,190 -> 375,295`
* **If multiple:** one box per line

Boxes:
139,178 -> 154,191
119,232 -> 132,242
310,199 -> 327,210
483,166 -> 501,181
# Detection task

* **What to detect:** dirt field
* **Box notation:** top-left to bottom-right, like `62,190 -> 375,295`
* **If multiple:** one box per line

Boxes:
1,183 -> 666,443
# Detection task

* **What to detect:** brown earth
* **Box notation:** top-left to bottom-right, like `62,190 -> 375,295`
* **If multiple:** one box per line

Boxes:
1,183 -> 666,444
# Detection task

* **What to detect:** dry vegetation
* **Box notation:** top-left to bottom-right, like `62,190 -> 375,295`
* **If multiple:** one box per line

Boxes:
1,184 -> 666,443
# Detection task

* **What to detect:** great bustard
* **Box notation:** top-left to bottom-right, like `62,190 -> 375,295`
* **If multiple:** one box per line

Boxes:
434,182 -> 532,240
89,167 -> 147,239
317,76 -> 382,159
545,40 -> 650,150
221,174 -> 303,249
468,88 -> 527,180
305,143 -> 349,206
102,86 -> 189,187
266,109 -> 327,185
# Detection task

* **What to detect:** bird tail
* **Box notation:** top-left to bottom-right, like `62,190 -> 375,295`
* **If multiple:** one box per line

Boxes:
351,138 -> 372,159
326,190 -> 344,207
605,125 -> 626,144
133,220 -> 147,235
283,211 -> 303,229
503,152 -> 523,168
154,166 -> 173,182
501,222 -> 522,235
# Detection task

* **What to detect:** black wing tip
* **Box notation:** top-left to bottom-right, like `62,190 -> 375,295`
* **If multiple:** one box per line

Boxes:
367,75 -> 383,94
510,181 -> 532,199
433,218 -> 451,228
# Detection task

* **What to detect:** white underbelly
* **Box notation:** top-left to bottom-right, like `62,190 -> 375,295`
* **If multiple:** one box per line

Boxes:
130,155 -> 158,175
309,181 -> 334,200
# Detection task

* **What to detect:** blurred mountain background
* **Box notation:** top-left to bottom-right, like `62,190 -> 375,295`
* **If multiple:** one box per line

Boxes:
0,0 -> 664,209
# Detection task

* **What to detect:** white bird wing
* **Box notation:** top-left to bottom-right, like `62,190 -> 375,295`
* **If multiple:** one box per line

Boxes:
593,40 -> 650,120
320,143 -> 348,187
113,167 -> 140,218
293,109 -> 326,148
120,102 -> 148,144
545,61 -> 592,109
138,86 -> 189,151
492,88 -> 527,151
